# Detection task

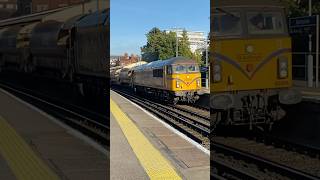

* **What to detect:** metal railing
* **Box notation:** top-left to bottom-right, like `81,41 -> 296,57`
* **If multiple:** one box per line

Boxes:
292,52 -> 319,81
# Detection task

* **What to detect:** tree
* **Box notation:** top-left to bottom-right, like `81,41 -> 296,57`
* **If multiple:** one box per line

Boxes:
192,49 -> 204,66
178,30 -> 193,58
141,28 -> 201,63
141,27 -> 176,62
283,0 -> 320,17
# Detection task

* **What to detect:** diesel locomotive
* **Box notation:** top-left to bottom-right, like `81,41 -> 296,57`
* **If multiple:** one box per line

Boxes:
211,0 -> 301,130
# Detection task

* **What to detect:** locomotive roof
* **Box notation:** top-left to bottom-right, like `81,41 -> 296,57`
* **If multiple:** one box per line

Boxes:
75,9 -> 109,28
213,0 -> 285,8
122,61 -> 147,69
134,57 -> 196,70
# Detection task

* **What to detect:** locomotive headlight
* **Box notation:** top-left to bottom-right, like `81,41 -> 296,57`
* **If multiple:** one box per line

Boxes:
213,63 -> 222,82
196,79 -> 201,87
213,64 -> 221,72
176,81 -> 180,88
214,73 -> 221,82
280,61 -> 287,69
280,70 -> 288,78
278,57 -> 288,79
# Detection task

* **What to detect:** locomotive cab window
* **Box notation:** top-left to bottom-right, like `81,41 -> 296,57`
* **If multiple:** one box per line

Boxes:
172,64 -> 199,74
173,65 -> 187,74
213,10 -> 242,36
167,65 -> 172,75
187,64 -> 199,73
247,12 -> 284,35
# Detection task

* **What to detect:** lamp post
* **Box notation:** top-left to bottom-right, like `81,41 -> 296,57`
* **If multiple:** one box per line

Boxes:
176,32 -> 179,57
205,39 -> 209,89
307,0 -> 314,88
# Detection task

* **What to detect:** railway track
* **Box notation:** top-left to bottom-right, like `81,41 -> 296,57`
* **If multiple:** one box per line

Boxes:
212,137 -> 320,179
253,132 -> 320,158
172,104 -> 210,120
111,87 -> 210,148
0,81 -> 108,147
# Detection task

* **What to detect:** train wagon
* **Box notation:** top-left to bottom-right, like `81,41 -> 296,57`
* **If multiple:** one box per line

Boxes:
29,20 -> 73,77
0,22 -> 39,73
118,61 -> 147,85
211,0 -> 301,130
132,57 -> 202,104
0,8 -> 109,98
0,25 -> 25,71
73,9 -> 109,96
110,66 -> 122,84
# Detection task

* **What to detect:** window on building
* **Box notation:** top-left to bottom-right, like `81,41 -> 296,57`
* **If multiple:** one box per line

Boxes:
36,4 -> 48,12
6,4 -> 14,9
58,4 -> 68,7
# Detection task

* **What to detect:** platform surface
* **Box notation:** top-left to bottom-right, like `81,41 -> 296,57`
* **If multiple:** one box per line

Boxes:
110,90 -> 210,180
0,89 -> 108,180
293,80 -> 320,101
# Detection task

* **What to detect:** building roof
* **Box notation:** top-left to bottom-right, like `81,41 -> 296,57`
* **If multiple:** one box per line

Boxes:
43,0 -> 108,22
212,0 -> 285,8
0,7 -> 68,28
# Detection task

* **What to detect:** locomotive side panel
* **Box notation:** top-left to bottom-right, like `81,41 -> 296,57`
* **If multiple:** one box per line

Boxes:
0,26 -> 24,70
30,20 -> 69,73
74,11 -> 108,78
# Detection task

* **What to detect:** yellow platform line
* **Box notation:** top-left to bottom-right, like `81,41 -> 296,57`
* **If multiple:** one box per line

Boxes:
0,116 -> 59,180
110,98 -> 182,180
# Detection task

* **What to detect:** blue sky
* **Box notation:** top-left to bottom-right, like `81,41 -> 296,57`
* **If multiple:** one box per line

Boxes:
110,0 -> 210,55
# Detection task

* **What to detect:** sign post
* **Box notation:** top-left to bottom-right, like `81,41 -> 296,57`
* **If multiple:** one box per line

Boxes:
289,15 -> 318,88
309,0 -> 313,88
316,15 -> 319,88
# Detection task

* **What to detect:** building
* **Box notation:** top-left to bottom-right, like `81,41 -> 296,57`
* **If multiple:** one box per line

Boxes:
119,53 -> 139,66
166,28 -> 207,53
0,0 -> 17,20
17,0 -> 32,15
0,0 -> 17,10
31,0 -> 87,13
0,0 -> 92,19
110,55 -> 121,67
110,53 -> 140,67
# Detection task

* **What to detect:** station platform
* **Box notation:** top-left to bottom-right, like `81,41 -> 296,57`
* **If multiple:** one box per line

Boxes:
0,88 -> 108,180
200,88 -> 209,95
110,90 -> 209,179
293,80 -> 320,101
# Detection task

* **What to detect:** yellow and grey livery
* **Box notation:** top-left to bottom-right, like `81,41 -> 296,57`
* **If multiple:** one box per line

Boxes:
211,0 -> 301,129
132,57 -> 202,103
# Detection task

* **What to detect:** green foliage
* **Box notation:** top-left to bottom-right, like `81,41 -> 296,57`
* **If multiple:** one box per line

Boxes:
141,27 -> 176,62
141,28 -> 201,62
192,49 -> 204,66
283,0 -> 320,17
178,30 -> 193,58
